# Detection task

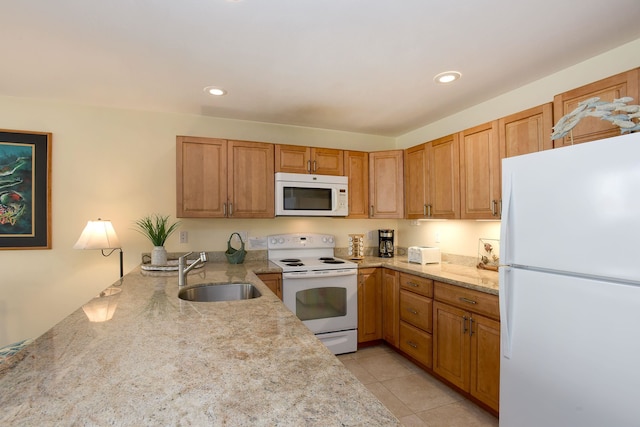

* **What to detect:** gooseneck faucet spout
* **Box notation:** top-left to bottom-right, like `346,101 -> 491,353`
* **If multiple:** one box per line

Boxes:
178,251 -> 208,287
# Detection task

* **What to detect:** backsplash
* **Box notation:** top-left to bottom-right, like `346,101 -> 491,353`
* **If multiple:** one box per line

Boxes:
150,247 -> 477,267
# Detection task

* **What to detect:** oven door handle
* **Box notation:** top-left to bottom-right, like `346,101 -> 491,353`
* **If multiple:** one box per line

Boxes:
282,269 -> 357,279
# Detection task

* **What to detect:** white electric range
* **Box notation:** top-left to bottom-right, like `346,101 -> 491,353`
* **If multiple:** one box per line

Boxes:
268,233 -> 358,355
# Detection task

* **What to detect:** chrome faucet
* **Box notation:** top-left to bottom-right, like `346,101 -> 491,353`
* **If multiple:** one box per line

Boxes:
178,251 -> 208,287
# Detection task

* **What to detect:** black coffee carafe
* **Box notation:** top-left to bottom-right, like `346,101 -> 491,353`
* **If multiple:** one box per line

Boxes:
378,229 -> 394,258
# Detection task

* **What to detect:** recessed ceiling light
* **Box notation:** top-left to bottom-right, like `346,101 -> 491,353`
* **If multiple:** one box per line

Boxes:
433,71 -> 461,84
204,86 -> 227,96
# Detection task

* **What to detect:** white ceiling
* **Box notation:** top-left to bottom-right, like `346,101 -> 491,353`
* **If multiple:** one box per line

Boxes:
2,0 -> 640,137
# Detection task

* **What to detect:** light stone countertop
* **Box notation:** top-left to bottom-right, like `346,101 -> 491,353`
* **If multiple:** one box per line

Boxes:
353,256 -> 499,295
0,261 -> 400,426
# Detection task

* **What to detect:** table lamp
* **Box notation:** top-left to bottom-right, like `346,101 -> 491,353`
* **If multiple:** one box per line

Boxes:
74,219 -> 123,278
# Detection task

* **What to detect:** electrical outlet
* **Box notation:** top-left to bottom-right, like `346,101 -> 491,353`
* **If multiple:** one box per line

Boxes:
179,231 -> 188,244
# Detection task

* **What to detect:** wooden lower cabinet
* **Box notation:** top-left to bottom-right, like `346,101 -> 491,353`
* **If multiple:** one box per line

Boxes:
399,321 -> 432,368
398,274 -> 434,368
382,269 -> 399,347
256,273 -> 282,300
358,268 -> 382,343
433,282 -> 500,413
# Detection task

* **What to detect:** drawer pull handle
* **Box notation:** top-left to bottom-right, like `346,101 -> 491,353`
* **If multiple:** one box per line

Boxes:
469,317 -> 475,337
407,340 -> 418,349
459,297 -> 477,305
463,315 -> 468,334
406,308 -> 418,315
407,282 -> 419,287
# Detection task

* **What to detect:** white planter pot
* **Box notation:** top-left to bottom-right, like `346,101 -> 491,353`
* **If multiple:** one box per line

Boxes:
151,246 -> 168,266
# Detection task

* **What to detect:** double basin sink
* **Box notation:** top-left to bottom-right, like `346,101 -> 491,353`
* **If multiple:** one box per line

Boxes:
178,283 -> 261,302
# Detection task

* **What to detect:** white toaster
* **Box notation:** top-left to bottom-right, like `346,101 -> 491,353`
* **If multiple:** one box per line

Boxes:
408,246 -> 441,265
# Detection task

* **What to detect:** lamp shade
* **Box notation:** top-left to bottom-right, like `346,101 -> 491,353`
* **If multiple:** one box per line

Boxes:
74,219 -> 121,250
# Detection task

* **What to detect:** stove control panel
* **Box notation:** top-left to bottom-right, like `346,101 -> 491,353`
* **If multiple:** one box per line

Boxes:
268,233 -> 335,249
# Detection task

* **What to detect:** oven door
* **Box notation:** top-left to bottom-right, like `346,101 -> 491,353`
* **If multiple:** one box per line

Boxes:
282,269 -> 357,335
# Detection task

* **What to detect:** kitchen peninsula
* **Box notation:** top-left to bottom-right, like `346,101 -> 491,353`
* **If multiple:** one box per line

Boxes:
0,261 -> 400,426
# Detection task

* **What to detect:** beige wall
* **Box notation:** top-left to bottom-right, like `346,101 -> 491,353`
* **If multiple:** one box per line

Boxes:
397,38 -> 640,147
0,101 -> 394,347
1,37 -> 638,347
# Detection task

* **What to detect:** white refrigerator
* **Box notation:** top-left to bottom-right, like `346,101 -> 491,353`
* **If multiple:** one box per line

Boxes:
499,132 -> 640,426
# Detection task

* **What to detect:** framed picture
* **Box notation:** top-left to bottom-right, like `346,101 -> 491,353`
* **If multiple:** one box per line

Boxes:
0,129 -> 52,249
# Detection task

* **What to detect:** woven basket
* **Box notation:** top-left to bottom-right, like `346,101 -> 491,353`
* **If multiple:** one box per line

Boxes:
225,232 -> 247,264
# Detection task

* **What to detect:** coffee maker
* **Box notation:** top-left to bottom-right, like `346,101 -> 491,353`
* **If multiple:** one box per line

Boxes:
378,229 -> 394,258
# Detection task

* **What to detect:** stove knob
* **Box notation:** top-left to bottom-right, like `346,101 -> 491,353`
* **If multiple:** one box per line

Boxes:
327,236 -> 334,243
278,237 -> 285,244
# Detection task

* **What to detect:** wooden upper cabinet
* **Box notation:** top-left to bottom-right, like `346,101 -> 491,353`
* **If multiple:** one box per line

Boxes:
275,144 -> 343,175
405,135 -> 460,219
498,103 -> 553,158
404,143 -> 428,218
369,150 -> 404,218
177,136 -> 274,218
553,68 -> 639,147
177,136 -> 228,218
227,140 -> 274,218
313,147 -> 344,175
344,150 -> 369,219
429,134 -> 460,219
459,121 -> 501,220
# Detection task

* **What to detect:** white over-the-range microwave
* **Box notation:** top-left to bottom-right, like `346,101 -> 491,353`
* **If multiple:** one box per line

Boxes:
275,172 -> 349,216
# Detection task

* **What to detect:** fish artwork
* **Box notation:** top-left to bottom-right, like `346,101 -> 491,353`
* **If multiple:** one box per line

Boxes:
0,190 -> 26,225
0,151 -> 30,229
551,96 -> 640,141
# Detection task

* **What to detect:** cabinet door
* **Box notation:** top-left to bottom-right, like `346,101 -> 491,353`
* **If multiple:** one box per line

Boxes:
344,151 -> 369,219
382,268 -> 400,347
256,273 -> 282,300
176,136 -> 227,218
311,148 -> 344,175
358,268 -> 382,343
553,68 -> 639,147
499,103 -> 553,158
433,301 -> 470,391
274,144 -> 310,173
404,143 -> 428,218
369,150 -> 404,218
470,313 -> 501,412
459,121 -> 501,219
228,140 -> 274,218
428,134 -> 460,219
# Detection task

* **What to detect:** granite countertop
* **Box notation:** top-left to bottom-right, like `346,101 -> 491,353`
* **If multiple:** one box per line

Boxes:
0,261 -> 400,426
354,256 -> 499,295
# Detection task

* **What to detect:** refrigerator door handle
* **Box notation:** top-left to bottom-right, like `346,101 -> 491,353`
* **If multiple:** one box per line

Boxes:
500,266 -> 513,358
500,172 -> 513,265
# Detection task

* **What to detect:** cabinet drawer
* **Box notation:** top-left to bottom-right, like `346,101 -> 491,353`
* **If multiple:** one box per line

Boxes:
399,321 -> 433,368
400,273 -> 433,297
400,290 -> 432,332
434,281 -> 499,320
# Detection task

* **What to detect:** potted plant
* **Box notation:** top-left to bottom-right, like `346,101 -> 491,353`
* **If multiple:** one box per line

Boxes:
134,214 -> 181,265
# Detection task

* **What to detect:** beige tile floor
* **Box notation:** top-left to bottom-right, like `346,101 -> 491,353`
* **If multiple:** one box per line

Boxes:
338,344 -> 498,427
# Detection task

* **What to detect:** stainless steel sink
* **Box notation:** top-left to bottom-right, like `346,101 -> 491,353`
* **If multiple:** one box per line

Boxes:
178,283 -> 261,302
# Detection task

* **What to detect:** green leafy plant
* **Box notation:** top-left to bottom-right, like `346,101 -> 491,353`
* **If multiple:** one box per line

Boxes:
133,214 -> 181,247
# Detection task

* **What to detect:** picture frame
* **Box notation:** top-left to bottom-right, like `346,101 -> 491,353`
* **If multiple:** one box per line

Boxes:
0,129 -> 52,249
